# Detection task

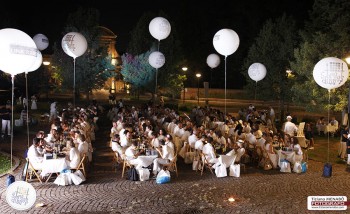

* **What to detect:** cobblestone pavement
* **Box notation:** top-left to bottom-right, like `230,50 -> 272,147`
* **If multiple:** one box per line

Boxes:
0,109 -> 349,214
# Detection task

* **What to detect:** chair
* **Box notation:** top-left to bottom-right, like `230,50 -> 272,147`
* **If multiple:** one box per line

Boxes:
200,152 -> 214,176
297,122 -> 305,137
298,137 -> 309,162
121,155 -> 132,178
162,154 -> 178,177
71,154 -> 87,178
112,151 -> 123,172
234,148 -> 246,172
25,158 -> 43,183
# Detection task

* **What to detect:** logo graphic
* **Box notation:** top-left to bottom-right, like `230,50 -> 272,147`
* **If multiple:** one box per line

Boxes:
308,196 -> 347,211
6,181 -> 36,210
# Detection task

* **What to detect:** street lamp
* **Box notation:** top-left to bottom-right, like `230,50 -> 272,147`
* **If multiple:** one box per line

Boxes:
285,69 -> 293,114
182,67 -> 188,104
196,73 -> 201,106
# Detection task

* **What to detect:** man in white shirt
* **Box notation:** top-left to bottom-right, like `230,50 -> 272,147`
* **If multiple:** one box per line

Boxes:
188,129 -> 198,149
120,130 -> 132,148
27,138 -> 44,170
153,139 -> 175,176
284,116 -> 298,137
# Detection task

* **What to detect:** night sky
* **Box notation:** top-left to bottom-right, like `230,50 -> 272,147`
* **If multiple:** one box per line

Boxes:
0,0 -> 315,88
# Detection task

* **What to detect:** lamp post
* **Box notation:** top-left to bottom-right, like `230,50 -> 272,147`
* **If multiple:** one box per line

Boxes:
182,67 -> 188,104
196,73 -> 201,106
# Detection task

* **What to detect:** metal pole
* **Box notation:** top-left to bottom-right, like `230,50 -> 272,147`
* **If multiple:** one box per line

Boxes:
25,72 -> 29,148
197,78 -> 199,106
73,58 -> 76,108
183,86 -> 185,104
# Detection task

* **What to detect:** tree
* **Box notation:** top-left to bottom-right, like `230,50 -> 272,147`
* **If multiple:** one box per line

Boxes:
120,51 -> 155,95
242,14 -> 298,120
51,7 -> 115,101
291,0 -> 350,112
126,11 -> 185,98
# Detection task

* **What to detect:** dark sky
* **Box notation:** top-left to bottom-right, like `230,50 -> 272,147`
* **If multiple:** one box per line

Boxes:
0,0 -> 314,53
0,0 -> 315,88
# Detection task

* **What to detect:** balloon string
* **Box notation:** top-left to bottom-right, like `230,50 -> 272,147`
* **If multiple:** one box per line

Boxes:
255,81 -> 257,100
224,56 -> 227,116
73,58 -> 76,108
25,72 -> 29,148
327,89 -> 330,163
157,40 -> 160,51
11,75 -> 14,172
155,69 -> 158,95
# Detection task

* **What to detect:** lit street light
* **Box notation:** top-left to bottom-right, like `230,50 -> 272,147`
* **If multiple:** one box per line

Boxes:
196,73 -> 201,106
182,67 -> 188,104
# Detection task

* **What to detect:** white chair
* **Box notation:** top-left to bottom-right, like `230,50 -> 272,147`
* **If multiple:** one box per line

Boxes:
297,122 -> 305,137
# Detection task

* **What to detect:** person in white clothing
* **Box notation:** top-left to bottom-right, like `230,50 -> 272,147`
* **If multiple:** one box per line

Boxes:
67,141 -> 81,168
77,134 -> 89,156
49,101 -> 57,122
124,142 -> 144,165
120,130 -> 132,148
284,116 -> 298,137
27,138 -> 44,170
153,139 -> 175,176
202,137 -> 218,164
111,134 -> 124,157
188,129 -> 198,149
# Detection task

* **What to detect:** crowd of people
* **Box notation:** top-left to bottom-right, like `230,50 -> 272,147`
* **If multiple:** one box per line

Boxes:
107,101 -> 308,176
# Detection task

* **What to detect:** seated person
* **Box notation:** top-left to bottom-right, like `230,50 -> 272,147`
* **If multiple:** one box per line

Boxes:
124,141 -> 144,165
27,138 -> 44,170
202,137 -> 218,164
111,134 -> 124,157
194,134 -> 206,151
291,136 -> 303,163
153,139 -> 175,176
66,141 -> 81,168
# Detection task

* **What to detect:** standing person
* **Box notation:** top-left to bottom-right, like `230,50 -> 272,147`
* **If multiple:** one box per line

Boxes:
347,133 -> 350,166
50,101 -> 57,122
269,106 -> 276,131
22,96 -> 28,109
305,123 -> 315,150
339,125 -> 348,161
31,95 -> 38,110
0,101 -> 11,138
284,116 -> 298,137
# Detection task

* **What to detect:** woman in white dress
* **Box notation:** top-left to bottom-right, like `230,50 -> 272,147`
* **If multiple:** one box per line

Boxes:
67,141 -> 81,168
31,95 -> 37,110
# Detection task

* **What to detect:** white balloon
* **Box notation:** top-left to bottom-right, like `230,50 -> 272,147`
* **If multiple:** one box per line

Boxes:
313,57 -> 349,90
206,53 -> 220,68
149,51 -> 165,69
27,50 -> 42,72
149,17 -> 171,41
213,29 -> 240,56
62,32 -> 88,59
0,28 -> 38,76
248,63 -> 267,82
33,33 -> 49,51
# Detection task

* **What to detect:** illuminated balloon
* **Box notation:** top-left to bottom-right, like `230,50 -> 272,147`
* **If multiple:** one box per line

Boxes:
33,33 -> 49,51
248,63 -> 267,82
61,32 -> 87,59
27,50 -> 42,72
213,29 -> 240,56
149,51 -> 165,69
313,57 -> 348,90
149,17 -> 171,41
0,28 -> 38,76
206,53 -> 220,68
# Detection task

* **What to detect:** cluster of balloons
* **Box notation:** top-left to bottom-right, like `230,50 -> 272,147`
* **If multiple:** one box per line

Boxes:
0,28 -> 48,76
62,32 -> 87,59
148,17 -> 171,69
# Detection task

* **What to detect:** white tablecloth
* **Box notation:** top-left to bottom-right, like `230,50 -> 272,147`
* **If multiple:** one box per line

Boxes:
41,158 -> 68,176
325,124 -> 337,134
133,155 -> 158,168
218,155 -> 236,167
277,150 -> 295,167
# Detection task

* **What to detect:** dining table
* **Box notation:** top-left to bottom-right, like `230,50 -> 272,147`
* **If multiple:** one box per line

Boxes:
41,156 -> 68,183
